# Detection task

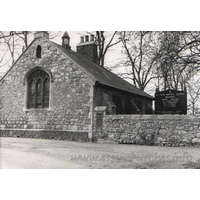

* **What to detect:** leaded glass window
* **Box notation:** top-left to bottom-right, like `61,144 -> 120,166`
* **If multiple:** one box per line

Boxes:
27,69 -> 50,109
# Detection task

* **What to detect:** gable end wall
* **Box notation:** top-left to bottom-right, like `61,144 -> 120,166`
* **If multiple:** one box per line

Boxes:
0,38 -> 91,132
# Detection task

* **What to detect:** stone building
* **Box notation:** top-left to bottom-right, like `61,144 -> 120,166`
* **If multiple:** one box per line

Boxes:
0,31 -> 153,141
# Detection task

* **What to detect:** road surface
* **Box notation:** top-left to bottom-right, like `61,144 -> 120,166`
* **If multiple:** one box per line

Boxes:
1,137 -> 200,169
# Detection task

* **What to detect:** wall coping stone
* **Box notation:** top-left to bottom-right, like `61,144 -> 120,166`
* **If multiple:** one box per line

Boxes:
104,114 -> 200,120
0,128 -> 88,133
94,106 -> 107,112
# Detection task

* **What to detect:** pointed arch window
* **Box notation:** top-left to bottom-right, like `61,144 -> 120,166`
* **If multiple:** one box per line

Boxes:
27,69 -> 50,109
36,45 -> 42,58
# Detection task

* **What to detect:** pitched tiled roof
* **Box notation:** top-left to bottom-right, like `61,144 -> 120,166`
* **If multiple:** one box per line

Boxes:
0,37 -> 153,99
52,42 -> 153,99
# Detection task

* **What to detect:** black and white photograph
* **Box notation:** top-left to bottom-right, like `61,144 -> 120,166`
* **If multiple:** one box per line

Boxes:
1,31 -> 199,169
1,1 -> 200,200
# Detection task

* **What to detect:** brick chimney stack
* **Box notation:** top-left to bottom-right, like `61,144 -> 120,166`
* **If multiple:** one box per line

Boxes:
76,35 -> 98,63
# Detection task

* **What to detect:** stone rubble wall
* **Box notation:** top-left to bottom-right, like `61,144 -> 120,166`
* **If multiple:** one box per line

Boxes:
0,37 -> 91,132
0,129 -> 89,142
101,115 -> 200,147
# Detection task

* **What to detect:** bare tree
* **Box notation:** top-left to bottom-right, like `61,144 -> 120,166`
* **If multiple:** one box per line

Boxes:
80,31 -> 121,66
0,31 -> 62,71
158,31 -> 200,91
16,31 -> 33,49
187,79 -> 200,114
118,31 -> 200,92
95,31 -> 121,66
2,33 -> 18,65
119,31 -> 161,91
1,31 -> 118,71
0,31 -> 32,48
0,31 -> 33,68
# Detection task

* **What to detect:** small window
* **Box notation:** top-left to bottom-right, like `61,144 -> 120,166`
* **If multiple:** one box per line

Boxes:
27,69 -> 50,109
36,45 -> 42,58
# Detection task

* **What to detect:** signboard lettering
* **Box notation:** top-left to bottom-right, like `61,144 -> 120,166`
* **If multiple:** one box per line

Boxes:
155,89 -> 187,115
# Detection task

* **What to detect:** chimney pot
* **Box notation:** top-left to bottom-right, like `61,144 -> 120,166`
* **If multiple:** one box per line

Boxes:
85,35 -> 89,42
80,36 -> 84,43
90,34 -> 95,41
76,36 -> 98,63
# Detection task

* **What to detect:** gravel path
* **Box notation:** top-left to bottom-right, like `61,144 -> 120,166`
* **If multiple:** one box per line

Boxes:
1,137 -> 200,169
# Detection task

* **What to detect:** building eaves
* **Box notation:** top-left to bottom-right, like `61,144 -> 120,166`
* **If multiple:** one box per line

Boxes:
0,37 -> 153,99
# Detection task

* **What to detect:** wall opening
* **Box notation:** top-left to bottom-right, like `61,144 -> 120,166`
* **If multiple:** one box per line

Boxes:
36,45 -> 42,58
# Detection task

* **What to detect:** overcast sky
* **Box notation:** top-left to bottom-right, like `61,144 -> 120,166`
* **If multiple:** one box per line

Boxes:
0,31 -> 121,74
0,31 -> 82,73
0,31 -> 199,97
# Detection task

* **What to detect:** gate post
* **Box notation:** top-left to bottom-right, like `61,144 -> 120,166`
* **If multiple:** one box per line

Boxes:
94,106 -> 106,138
